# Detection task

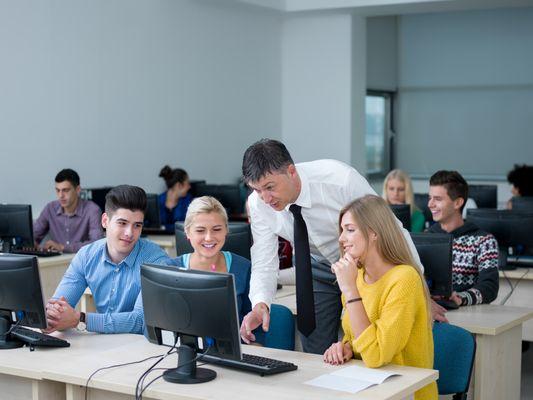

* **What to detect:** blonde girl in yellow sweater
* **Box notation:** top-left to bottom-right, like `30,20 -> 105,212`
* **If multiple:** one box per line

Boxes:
323,194 -> 437,400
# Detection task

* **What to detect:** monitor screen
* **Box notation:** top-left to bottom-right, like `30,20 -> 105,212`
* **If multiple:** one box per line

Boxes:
194,184 -> 244,216
468,185 -> 497,209
0,254 -> 47,349
511,196 -> 533,212
414,193 -> 433,223
174,221 -> 252,259
80,187 -> 112,213
410,232 -> 453,298
144,193 -> 162,229
466,209 -> 533,268
389,204 -> 411,232
0,204 -> 34,250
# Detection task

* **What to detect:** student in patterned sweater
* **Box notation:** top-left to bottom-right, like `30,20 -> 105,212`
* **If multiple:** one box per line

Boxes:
427,170 -> 499,306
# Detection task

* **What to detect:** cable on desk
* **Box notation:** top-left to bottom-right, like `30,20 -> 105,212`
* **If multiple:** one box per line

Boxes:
135,344 -> 212,400
83,351 -> 175,400
500,267 -> 530,306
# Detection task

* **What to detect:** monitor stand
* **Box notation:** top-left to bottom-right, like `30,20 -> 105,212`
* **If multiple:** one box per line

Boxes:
163,344 -> 216,384
0,316 -> 24,350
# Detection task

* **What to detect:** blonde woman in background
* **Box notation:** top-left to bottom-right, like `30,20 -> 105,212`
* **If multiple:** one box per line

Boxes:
323,195 -> 436,400
382,169 -> 425,232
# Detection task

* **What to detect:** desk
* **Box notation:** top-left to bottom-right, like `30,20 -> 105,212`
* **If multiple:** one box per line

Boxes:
146,234 -> 176,257
0,331 -> 437,400
275,295 -> 533,400
498,267 -> 533,340
38,254 -> 75,301
447,305 -> 533,400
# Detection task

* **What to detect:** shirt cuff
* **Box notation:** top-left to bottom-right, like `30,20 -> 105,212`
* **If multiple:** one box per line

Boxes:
86,312 -> 105,333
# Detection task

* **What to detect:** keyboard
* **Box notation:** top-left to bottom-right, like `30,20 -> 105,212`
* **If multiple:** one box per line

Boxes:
10,327 -> 70,348
10,247 -> 62,257
201,353 -> 297,376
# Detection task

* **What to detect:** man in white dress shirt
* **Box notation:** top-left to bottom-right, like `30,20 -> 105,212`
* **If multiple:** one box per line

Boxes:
239,139 -> 439,354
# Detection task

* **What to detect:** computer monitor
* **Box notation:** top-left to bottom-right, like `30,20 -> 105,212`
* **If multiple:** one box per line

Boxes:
410,233 -> 455,308
389,204 -> 411,232
144,194 -> 162,229
80,187 -> 113,213
468,185 -> 497,209
0,204 -> 34,251
194,184 -> 244,216
466,209 -> 533,270
511,196 -> 533,212
188,180 -> 207,197
175,221 -> 252,259
141,263 -> 241,384
414,193 -> 433,223
0,254 -> 47,349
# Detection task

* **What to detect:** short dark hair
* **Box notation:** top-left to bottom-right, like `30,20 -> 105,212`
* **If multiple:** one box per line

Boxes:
105,185 -> 147,216
55,169 -> 80,187
430,170 -> 469,212
242,139 -> 294,184
159,165 -> 189,189
507,164 -> 533,197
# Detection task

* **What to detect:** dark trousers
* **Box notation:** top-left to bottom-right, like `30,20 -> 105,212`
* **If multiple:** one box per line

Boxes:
299,259 -> 342,355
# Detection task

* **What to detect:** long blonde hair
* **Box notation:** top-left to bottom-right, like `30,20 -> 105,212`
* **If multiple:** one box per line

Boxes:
339,195 -> 432,326
382,169 -> 418,215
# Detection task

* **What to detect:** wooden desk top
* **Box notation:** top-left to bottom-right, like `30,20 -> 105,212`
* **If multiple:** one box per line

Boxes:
146,234 -> 175,249
275,284 -> 296,300
446,304 -> 533,335
37,253 -> 75,268
0,331 -> 437,400
499,267 -> 533,281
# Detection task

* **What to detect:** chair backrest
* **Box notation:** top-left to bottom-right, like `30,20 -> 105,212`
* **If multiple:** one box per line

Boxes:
175,221 -> 252,260
433,322 -> 476,398
259,304 -> 295,351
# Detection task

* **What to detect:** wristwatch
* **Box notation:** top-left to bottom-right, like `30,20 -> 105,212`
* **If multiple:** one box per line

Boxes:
77,311 -> 87,331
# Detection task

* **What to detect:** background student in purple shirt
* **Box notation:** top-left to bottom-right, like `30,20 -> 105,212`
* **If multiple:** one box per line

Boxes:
33,168 -> 103,253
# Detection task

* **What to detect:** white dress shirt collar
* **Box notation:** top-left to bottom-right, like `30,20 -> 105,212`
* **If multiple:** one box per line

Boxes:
285,164 -> 312,211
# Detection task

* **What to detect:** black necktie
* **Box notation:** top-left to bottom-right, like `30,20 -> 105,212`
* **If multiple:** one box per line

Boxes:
289,204 -> 316,337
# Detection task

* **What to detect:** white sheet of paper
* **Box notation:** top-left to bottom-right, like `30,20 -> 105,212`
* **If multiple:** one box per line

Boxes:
305,374 -> 375,394
331,365 -> 400,384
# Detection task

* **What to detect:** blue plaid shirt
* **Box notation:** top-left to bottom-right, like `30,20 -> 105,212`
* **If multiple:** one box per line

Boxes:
52,238 -> 171,334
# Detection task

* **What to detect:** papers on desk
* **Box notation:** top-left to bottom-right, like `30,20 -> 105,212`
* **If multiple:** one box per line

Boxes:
305,365 -> 400,394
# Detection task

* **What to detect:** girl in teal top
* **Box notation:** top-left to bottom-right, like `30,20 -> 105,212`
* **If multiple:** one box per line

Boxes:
382,169 -> 426,232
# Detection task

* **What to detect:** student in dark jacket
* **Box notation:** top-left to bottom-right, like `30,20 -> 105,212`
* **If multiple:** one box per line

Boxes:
427,170 -> 499,306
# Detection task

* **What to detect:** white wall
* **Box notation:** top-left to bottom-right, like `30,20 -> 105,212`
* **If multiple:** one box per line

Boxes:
281,12 -> 367,172
396,7 -> 533,178
0,0 -> 282,214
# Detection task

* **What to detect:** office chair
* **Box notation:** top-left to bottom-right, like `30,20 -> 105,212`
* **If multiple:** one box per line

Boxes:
175,221 -> 252,260
433,322 -> 476,399
254,304 -> 295,351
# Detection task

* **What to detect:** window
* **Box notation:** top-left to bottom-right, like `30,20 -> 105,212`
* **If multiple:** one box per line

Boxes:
365,91 -> 393,176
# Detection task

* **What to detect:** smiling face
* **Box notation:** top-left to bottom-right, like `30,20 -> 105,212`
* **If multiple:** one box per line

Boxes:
186,212 -> 228,259
102,208 -> 144,261
338,211 -> 369,262
385,178 -> 406,205
428,185 -> 463,224
247,165 -> 300,211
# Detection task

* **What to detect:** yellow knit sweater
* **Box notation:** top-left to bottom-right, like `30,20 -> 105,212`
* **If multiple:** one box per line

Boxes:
342,264 -> 437,400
